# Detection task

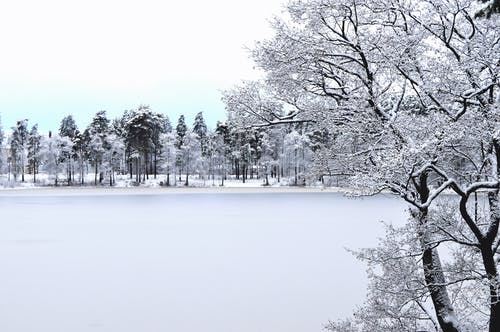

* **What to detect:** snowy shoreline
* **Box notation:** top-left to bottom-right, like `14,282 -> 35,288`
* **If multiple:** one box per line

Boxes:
0,185 -> 347,196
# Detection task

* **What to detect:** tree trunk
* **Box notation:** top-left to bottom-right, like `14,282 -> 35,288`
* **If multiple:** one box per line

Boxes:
67,161 -> 72,185
94,161 -> 98,185
154,151 -> 157,179
136,158 -> 140,183
480,243 -> 500,332
144,152 -> 149,180
415,173 -> 462,332
485,192 -> 500,331
80,159 -> 85,185
421,234 -> 461,332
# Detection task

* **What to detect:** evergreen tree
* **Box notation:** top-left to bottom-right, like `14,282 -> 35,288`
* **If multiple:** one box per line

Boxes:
112,110 -> 132,138
164,115 -> 173,133
10,119 -> 29,182
59,115 -> 78,184
175,115 -> 188,182
59,115 -> 77,139
124,105 -> 165,182
72,130 -> 88,185
214,121 -> 231,185
114,110 -> 134,178
87,111 -> 110,185
27,124 -> 42,183
193,112 -> 208,156
175,115 -> 187,149
88,111 -> 110,137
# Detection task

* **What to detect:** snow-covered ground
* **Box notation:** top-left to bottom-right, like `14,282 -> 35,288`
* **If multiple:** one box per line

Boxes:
0,189 -> 407,332
0,172 -> 328,190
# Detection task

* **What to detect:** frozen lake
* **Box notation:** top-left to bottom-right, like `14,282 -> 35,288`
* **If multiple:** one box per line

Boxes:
0,189 -> 407,332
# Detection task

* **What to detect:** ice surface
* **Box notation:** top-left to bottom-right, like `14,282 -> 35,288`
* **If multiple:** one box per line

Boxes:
0,189 -> 406,332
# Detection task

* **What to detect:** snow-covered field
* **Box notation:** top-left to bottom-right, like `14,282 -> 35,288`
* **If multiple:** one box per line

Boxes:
0,189 -> 407,332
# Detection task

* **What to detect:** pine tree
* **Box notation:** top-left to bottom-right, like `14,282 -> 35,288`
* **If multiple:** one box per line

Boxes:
59,115 -> 77,139
123,105 -> 165,182
10,119 -> 29,182
59,115 -> 78,184
175,115 -> 187,149
193,112 -> 208,156
72,130 -> 88,185
27,124 -> 42,183
175,115 -> 188,182
115,110 -> 134,178
87,111 -> 110,185
164,115 -> 173,133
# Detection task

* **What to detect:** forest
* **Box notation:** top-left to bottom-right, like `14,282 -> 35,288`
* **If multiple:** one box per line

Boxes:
1,0 -> 499,331
0,107 -> 321,187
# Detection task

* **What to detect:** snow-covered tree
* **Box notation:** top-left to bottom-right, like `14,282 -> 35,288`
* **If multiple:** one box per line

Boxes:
258,132 -> 276,186
27,124 -> 41,183
175,115 -> 188,182
222,80 -> 302,128
224,0 -> 500,329
40,132 -> 71,186
10,119 -> 29,182
179,129 -> 202,186
72,129 -> 88,185
193,111 -> 208,156
476,0 -> 500,17
124,105 -> 165,182
283,130 -> 310,186
59,115 -> 77,139
102,133 -> 125,186
214,121 -> 231,185
0,116 -> 4,174
267,125 -> 287,183
160,132 -> 176,186
86,111 -> 110,185
59,115 -> 78,184
164,114 -> 173,133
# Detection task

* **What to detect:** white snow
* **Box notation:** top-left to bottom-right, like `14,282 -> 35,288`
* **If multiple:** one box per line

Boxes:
0,189 -> 407,332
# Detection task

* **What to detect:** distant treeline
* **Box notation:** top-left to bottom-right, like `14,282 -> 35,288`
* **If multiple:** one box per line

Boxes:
0,106 -> 335,187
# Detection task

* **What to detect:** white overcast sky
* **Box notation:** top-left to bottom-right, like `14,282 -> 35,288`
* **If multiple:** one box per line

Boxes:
0,0 -> 286,131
